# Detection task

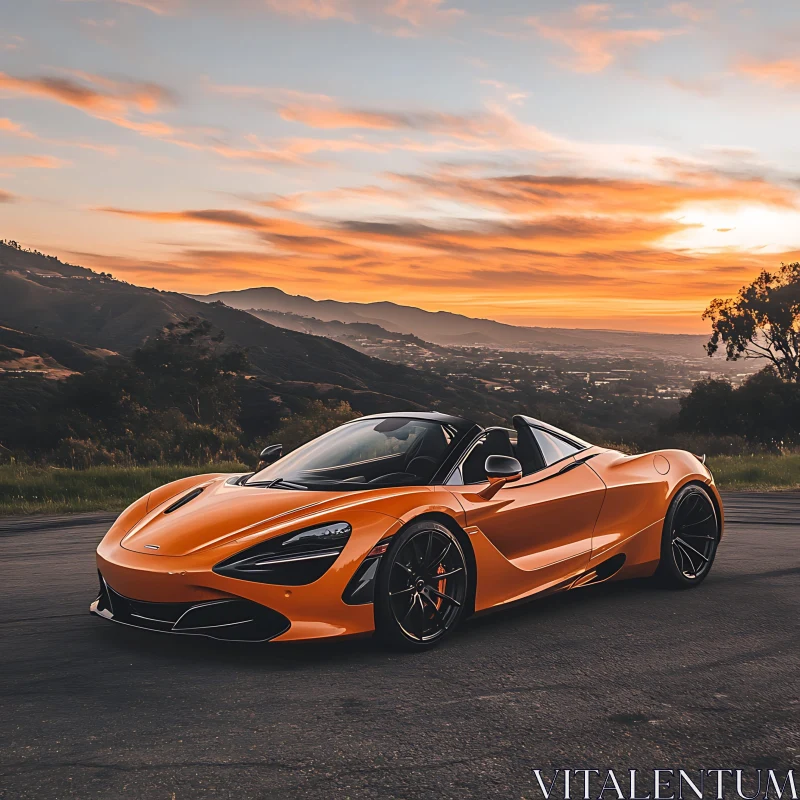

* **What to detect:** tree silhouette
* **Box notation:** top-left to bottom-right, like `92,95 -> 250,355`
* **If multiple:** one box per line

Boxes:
133,318 -> 248,428
270,400 -> 359,450
703,262 -> 800,381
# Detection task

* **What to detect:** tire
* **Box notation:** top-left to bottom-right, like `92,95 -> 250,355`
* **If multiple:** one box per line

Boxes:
375,520 -> 469,651
655,483 -> 720,588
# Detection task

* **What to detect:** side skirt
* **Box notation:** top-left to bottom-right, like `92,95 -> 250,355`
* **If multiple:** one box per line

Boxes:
470,553 -> 628,618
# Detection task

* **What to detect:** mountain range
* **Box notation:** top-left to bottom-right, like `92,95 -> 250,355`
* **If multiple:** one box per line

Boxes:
191,286 -> 709,359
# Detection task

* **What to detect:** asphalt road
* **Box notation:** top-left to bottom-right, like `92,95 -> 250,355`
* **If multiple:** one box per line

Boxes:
1,493 -> 798,800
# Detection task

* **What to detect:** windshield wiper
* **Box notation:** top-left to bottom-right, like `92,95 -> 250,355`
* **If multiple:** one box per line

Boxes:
245,477 -> 309,490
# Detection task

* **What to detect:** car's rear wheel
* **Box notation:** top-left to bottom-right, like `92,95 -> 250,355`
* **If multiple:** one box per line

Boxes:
375,520 -> 469,651
656,484 -> 720,588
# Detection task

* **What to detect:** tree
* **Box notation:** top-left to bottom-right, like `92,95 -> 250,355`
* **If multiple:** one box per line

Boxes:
703,262 -> 800,381
270,400 -> 359,450
133,318 -> 249,429
674,378 -> 740,437
673,371 -> 800,448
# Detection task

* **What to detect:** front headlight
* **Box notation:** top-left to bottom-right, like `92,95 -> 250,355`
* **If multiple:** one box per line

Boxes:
213,522 -> 352,586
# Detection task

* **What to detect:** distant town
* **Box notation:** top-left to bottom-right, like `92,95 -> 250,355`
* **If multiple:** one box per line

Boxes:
328,332 -> 756,402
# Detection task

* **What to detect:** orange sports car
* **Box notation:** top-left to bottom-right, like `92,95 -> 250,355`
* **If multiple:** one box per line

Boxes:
91,412 -> 723,650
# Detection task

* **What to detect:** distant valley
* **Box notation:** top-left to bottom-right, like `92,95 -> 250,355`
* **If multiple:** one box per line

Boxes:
190,286 -> 757,402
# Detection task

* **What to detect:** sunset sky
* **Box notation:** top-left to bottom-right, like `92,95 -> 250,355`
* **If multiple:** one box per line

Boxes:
1,0 -> 799,332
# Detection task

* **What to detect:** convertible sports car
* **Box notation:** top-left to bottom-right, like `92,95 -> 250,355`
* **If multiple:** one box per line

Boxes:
91,412 -> 723,650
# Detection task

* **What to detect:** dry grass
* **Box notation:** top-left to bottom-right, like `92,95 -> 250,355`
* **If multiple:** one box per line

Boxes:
0,455 -> 798,517
0,462 -> 247,516
706,454 -> 800,491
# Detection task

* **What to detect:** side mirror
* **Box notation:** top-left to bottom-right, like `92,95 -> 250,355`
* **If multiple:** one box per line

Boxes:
257,444 -> 282,469
479,455 -> 522,499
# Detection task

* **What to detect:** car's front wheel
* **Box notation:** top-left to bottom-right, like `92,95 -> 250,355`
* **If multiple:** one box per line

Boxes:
375,520 -> 469,651
656,484 -> 720,588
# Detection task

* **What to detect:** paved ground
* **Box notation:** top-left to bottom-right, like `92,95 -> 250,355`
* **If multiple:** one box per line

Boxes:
1,493 -> 798,799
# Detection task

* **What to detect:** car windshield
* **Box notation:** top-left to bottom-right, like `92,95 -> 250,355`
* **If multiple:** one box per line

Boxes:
245,417 -> 458,491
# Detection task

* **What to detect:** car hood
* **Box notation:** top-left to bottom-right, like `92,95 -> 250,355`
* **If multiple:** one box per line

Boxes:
120,476 -> 424,557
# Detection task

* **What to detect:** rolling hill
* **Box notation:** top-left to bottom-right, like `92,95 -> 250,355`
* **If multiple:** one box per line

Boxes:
0,243 -> 515,423
0,325 -> 114,376
238,308 -> 443,352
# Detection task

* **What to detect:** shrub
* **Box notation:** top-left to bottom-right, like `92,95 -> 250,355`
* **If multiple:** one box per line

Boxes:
269,400 -> 360,450
55,438 -> 117,469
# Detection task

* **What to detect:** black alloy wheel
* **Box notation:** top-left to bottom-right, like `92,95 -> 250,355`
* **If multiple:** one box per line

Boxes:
375,520 -> 469,650
657,484 -> 720,587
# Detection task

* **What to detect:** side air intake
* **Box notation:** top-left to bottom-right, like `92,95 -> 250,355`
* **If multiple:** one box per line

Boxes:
571,553 -> 627,589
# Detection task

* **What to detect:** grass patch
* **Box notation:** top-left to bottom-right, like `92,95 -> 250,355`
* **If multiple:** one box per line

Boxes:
707,454 -> 800,491
0,454 -> 798,517
0,462 -> 248,516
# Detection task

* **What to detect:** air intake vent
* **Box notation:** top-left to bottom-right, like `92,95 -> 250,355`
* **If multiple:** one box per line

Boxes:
163,487 -> 204,514
92,575 -> 290,642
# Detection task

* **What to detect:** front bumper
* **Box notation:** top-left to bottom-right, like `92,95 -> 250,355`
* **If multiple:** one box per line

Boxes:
90,573 -> 291,642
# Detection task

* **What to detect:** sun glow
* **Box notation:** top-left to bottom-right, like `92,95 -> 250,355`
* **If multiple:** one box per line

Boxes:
663,204 -> 800,253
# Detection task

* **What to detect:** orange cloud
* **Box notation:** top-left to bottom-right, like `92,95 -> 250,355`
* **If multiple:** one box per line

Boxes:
262,0 -> 464,35
279,106 -> 406,130
0,118 -> 27,135
97,199 -> 696,261
247,184 -> 411,211
384,0 -> 464,28
81,17 -> 118,28
0,155 -> 69,169
99,207 -> 267,227
527,5 -> 682,72
264,0 -> 355,21
61,0 -> 181,15
0,188 -> 18,202
2,70 -> 174,114
84,204 -> 798,333
1,34 -> 25,52
206,138 -> 314,166
0,71 -> 177,137
276,100 -> 566,153
0,115 -> 118,154
666,76 -> 720,96
86,144 -> 800,334
64,0 -> 465,30
208,82 -> 727,175
216,80 -> 685,164
130,128 -> 386,170
479,79 -> 528,105
668,3 -> 708,22
205,81 -> 333,106
117,0 -> 179,12
203,84 -> 574,161
388,168 -> 799,216
738,57 -> 800,89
